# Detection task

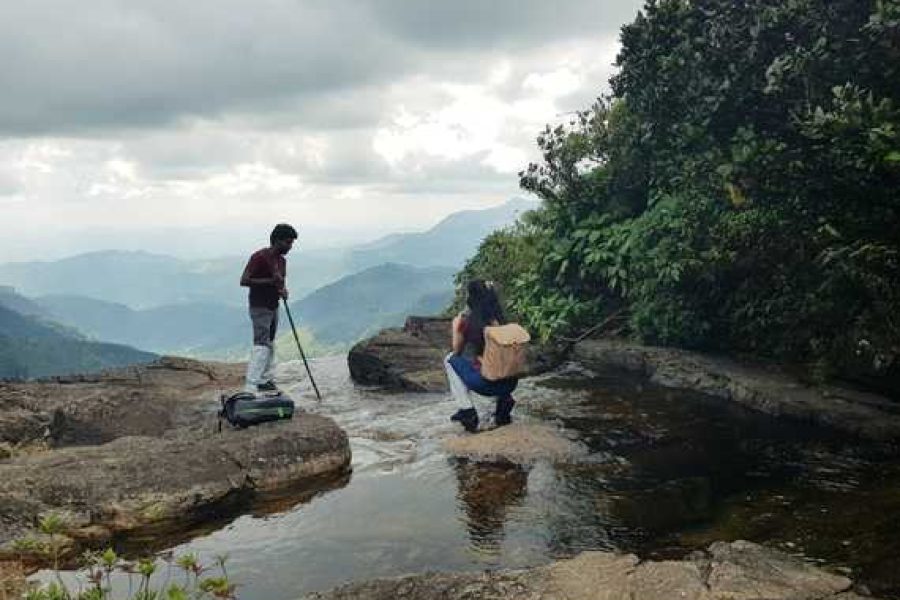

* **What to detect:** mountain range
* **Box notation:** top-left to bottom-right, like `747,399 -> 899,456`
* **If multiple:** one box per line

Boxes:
291,263 -> 455,345
344,197 -> 535,272
0,198 -> 534,308
27,262 -> 455,358
33,295 -> 246,356
0,198 -> 535,372
0,298 -> 156,379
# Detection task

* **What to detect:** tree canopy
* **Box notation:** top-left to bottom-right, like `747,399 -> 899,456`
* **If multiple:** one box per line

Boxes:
459,0 -> 899,394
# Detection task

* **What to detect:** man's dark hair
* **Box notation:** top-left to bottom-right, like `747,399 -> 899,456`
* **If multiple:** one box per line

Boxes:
270,223 -> 298,244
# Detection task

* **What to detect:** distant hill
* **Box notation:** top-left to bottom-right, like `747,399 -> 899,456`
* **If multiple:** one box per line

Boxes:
347,197 -> 536,271
35,295 -> 247,356
406,290 -> 455,317
290,263 -> 456,344
0,251 -> 244,309
0,285 -> 50,318
0,199 -> 534,310
33,262 -> 453,359
0,250 -> 346,310
32,263 -> 454,359
0,200 -> 532,359
0,302 -> 156,379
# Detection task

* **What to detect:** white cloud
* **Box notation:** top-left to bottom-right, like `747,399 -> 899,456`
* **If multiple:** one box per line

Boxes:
0,0 -> 643,261
371,38 -> 619,178
483,146 -> 528,174
523,68 -> 582,96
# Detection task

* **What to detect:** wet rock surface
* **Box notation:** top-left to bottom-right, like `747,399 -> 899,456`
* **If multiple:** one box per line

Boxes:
350,323 -> 900,440
443,423 -> 589,464
21,355 -> 898,599
303,540 -> 879,599
573,339 -> 900,440
0,356 -> 351,557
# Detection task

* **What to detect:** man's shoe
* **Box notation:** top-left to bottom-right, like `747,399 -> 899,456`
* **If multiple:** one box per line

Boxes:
257,381 -> 278,392
450,408 -> 479,433
494,396 -> 515,427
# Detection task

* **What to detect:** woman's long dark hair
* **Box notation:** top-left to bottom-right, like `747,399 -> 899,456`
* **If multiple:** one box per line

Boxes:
465,279 -> 505,355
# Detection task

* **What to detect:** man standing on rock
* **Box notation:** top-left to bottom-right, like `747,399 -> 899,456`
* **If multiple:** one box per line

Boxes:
240,223 -> 297,393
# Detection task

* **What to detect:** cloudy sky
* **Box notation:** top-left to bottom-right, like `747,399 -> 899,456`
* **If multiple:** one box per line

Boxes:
0,0 -> 643,260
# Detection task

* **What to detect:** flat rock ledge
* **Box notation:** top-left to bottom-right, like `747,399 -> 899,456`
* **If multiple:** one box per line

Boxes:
0,355 -> 243,450
348,316 -> 562,392
443,423 -> 590,465
573,339 -> 900,441
304,540 -> 877,600
0,356 -> 351,560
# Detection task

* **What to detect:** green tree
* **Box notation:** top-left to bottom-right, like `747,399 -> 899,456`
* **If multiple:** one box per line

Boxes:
496,0 -> 899,391
448,220 -> 547,318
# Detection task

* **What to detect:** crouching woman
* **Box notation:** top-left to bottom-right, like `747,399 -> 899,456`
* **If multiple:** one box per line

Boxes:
445,279 -> 517,433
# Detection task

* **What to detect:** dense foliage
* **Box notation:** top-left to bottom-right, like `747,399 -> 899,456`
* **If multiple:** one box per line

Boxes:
448,222 -> 547,319
465,0 -> 899,391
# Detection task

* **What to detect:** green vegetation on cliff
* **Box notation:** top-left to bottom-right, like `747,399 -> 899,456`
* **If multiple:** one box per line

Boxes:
0,304 -> 156,379
460,0 -> 899,392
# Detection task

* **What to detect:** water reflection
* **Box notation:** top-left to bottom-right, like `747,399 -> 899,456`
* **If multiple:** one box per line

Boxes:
452,458 -> 529,553
597,477 -> 712,533
34,357 -> 899,599
114,470 -> 353,557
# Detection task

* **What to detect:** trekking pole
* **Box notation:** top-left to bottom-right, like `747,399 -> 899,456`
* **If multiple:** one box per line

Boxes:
282,299 -> 322,401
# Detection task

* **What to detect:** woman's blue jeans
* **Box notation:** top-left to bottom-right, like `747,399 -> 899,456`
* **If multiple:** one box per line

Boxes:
448,354 -> 517,398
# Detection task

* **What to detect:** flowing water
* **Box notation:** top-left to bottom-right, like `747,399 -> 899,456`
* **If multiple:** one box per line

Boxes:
40,355 -> 900,598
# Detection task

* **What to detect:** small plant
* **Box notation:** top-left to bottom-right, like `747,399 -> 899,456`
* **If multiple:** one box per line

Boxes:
37,514 -> 66,537
12,535 -> 47,554
32,512 -> 71,579
24,548 -> 237,600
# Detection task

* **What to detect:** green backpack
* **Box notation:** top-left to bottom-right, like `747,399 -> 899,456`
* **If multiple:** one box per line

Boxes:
218,391 -> 295,429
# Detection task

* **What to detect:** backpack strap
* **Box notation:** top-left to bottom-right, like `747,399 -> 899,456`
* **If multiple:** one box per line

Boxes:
217,394 -> 226,433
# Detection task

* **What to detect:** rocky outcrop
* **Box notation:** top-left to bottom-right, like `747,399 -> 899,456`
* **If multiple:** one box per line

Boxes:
0,356 -> 234,449
304,540 -> 878,599
0,414 -> 349,553
0,356 -> 351,559
348,318 -> 449,392
573,339 -> 900,441
348,316 -> 563,392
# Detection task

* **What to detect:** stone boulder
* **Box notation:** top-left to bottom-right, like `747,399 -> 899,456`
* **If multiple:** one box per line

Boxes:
303,540 -> 878,599
348,318 -> 449,392
573,339 -> 900,441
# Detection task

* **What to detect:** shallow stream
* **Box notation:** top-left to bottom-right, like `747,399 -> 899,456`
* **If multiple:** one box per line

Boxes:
42,355 -> 900,598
